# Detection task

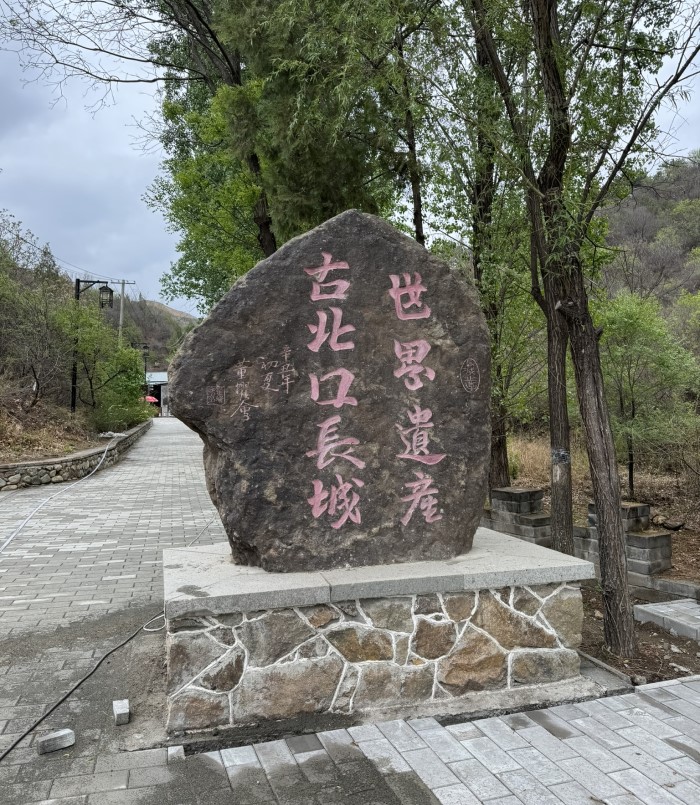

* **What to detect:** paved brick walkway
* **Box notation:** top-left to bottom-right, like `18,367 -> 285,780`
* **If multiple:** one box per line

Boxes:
3,420 -> 700,803
4,677 -> 700,803
0,418 -> 226,637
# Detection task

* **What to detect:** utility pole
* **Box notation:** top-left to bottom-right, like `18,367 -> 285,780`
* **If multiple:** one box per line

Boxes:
118,280 -> 136,345
70,278 -> 114,414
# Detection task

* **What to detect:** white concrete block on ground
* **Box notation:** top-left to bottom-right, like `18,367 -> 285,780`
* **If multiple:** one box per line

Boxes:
112,699 -> 130,725
36,728 -> 75,754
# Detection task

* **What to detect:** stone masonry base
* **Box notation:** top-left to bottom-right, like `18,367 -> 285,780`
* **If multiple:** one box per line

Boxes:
166,584 -> 583,735
163,530 -> 594,737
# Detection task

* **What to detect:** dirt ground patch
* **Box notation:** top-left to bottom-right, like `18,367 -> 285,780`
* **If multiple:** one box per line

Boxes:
0,407 -> 103,464
581,586 -> 700,684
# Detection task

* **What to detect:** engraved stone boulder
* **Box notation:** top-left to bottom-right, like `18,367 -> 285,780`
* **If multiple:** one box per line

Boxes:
169,210 -> 490,571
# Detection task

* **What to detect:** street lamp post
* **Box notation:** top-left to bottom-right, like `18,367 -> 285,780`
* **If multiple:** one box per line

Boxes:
131,342 -> 150,387
70,278 -> 113,414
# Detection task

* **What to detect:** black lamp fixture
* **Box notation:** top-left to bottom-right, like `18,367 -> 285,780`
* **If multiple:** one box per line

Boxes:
99,284 -> 114,309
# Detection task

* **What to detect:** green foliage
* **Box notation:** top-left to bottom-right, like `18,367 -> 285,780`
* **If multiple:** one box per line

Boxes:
671,291 -> 700,358
89,348 -> 153,432
1,212 -> 153,432
596,292 -> 700,476
148,92 -> 264,312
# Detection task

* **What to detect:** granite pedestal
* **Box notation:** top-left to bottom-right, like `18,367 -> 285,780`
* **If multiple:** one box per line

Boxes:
163,528 -> 595,736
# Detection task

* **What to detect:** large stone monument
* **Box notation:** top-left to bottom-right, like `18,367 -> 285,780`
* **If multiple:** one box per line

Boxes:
169,210 -> 491,571
163,211 -> 596,738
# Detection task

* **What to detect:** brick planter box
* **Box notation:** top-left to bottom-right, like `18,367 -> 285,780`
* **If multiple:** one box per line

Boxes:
0,420 -> 151,491
163,529 -> 595,737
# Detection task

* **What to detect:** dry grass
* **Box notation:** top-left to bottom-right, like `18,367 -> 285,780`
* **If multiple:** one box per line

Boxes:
508,432 -> 700,582
509,432 -> 591,522
0,406 -> 102,464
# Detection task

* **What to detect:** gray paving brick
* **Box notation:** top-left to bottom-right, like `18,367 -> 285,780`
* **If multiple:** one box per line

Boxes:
294,748 -> 339,785
377,719 -> 426,752
459,736 -> 522,773
432,783 -> 481,804
287,734 -> 323,754
50,771 -> 129,798
614,744 -> 687,786
358,738 -> 410,774
667,779 -> 700,805
525,709 -> 581,739
516,725 -> 579,760
471,717 -> 528,750
557,757 -> 627,799
87,788 -> 170,804
317,729 -> 363,764
347,724 -> 383,742
226,763 -> 276,803
615,726 -> 685,761
2,779 -> 52,804
402,747 -> 460,790
497,768 -> 563,805
94,749 -> 167,772
482,798 -> 520,805
546,703 -> 588,722
407,717 -> 442,732
616,707 -> 683,738
569,717 -> 631,749
220,746 -> 258,767
444,722 -> 484,741
127,765 -> 174,787
418,728 -> 472,762
449,757 -> 511,800
610,767 -> 686,804
548,780 -> 605,805
508,746 -> 571,785
575,698 -> 634,729
561,735 -> 628,773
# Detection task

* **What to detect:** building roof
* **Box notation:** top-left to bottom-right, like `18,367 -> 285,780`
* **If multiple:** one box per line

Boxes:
146,371 -> 169,385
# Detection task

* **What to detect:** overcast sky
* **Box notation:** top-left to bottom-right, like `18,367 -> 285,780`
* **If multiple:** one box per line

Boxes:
0,50 -> 194,313
1,47 -> 699,318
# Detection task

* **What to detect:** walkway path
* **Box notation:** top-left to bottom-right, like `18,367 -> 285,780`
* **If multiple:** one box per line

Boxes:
0,418 -> 226,637
3,420 -> 700,803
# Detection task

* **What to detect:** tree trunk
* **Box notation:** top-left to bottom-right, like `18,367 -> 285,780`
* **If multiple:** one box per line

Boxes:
627,434 -> 634,499
396,28 -> 425,246
490,385 -> 511,491
564,281 -> 637,657
541,274 -> 574,556
245,153 -> 277,257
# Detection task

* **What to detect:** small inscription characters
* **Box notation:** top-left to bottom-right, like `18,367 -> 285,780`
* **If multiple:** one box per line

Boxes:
460,358 -> 480,393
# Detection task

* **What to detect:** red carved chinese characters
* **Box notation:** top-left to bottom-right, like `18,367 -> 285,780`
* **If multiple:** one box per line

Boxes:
305,252 -> 351,300
308,474 -> 364,529
396,405 -> 446,465
307,307 -> 356,352
309,368 -> 358,408
393,339 -> 435,391
389,272 -> 431,320
400,471 -> 443,526
389,273 -> 445,523
306,415 -> 366,470
305,255 -> 365,525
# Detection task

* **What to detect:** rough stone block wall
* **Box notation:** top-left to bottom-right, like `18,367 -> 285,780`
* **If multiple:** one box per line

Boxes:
0,420 -> 151,491
482,488 -> 552,547
574,526 -> 672,576
166,583 -> 583,735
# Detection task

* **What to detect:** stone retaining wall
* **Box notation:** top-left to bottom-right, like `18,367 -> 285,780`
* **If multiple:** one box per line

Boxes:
0,420 -> 152,491
166,582 -> 583,735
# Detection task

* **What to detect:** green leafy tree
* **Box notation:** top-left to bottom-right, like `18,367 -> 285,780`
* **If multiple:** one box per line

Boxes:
597,293 -> 700,498
55,302 -> 151,430
148,92 -> 264,312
